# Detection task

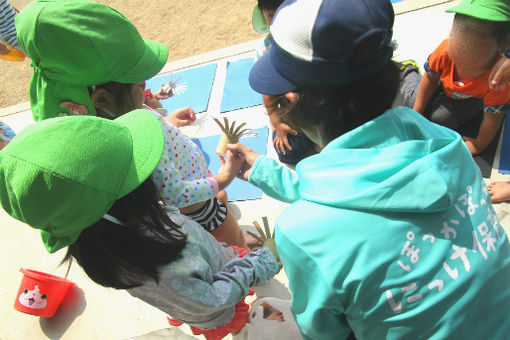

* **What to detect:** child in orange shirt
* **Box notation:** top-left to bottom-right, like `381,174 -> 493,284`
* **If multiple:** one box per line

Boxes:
413,0 -> 510,156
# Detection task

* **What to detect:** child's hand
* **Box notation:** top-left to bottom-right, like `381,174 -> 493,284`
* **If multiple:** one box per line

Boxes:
166,107 -> 196,127
154,84 -> 174,99
273,122 -> 298,155
217,149 -> 246,189
462,136 -> 480,155
489,58 -> 510,91
226,143 -> 260,181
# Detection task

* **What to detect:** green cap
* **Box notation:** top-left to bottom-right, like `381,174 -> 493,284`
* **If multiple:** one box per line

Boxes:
15,0 -> 169,121
252,5 -> 269,34
0,109 -> 164,253
446,0 -> 510,21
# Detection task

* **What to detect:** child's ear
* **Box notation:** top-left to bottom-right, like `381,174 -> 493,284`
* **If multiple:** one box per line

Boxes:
90,88 -> 110,110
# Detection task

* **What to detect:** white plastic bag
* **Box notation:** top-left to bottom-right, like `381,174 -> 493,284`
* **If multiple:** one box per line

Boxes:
233,297 -> 302,340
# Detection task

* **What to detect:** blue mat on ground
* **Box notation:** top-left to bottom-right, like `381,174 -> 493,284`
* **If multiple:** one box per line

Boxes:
220,58 -> 263,113
192,126 -> 268,201
498,113 -> 510,174
146,63 -> 217,114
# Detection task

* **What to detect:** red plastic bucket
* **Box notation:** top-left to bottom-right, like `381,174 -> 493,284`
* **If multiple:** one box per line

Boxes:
14,268 -> 75,318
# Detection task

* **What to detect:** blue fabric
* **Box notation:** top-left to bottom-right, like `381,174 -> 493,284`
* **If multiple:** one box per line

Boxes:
220,58 -> 263,112
146,63 -> 217,114
272,129 -> 314,164
192,126 -> 268,201
0,0 -> 19,48
498,110 -> 510,174
249,107 -> 510,339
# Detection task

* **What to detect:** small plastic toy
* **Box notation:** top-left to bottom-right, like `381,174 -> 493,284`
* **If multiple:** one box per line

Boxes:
0,41 -> 25,62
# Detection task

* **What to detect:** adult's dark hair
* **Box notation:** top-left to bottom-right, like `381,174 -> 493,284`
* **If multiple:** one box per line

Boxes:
453,13 -> 510,44
61,179 -> 188,289
273,34 -> 401,144
258,0 -> 284,11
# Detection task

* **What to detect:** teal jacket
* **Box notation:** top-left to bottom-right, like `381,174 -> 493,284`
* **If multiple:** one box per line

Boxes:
249,107 -> 510,340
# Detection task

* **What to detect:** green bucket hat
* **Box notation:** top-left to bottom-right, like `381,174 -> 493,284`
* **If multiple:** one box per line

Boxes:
0,109 -> 164,253
252,5 -> 269,33
446,0 -> 510,22
15,0 -> 169,121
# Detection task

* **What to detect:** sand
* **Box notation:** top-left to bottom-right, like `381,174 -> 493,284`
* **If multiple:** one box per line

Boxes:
0,0 -> 260,109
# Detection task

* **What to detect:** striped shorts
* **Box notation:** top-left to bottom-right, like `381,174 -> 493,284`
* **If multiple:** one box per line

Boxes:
182,197 -> 227,232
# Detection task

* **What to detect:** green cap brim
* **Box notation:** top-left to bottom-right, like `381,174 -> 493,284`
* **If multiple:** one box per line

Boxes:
252,5 -> 269,34
446,1 -> 510,22
115,109 -> 165,198
115,39 -> 169,84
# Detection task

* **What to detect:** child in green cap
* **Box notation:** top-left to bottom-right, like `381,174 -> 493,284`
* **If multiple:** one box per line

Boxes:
0,109 -> 280,339
16,0 -> 248,248
413,0 -> 510,156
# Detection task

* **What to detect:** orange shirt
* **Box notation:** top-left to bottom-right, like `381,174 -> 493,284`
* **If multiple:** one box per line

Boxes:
425,39 -> 510,113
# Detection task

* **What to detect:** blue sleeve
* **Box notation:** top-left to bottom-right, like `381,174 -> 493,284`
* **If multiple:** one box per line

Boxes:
423,60 -> 439,77
248,156 -> 301,203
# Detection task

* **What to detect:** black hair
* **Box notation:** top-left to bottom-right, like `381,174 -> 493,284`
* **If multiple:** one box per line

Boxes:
258,0 -> 284,11
88,82 -> 136,119
271,34 -> 400,144
61,179 -> 188,289
453,13 -> 510,45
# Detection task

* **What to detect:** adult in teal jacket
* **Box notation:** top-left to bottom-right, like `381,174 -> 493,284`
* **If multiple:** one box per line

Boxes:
229,0 -> 510,339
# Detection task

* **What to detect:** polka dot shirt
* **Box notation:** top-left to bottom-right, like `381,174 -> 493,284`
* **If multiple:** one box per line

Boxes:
149,110 -> 218,208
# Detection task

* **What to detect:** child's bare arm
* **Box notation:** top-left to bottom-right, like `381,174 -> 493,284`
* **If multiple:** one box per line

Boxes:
463,112 -> 505,155
272,120 -> 298,155
413,73 -> 440,114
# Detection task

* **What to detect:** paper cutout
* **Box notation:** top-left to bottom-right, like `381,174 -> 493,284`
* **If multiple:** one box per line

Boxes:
220,58 -> 263,113
192,126 -> 268,201
213,117 -> 255,155
146,63 -> 217,114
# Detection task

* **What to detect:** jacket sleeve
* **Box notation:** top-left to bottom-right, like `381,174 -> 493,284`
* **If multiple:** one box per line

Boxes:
248,156 -> 301,203
161,247 -> 279,329
276,228 -> 353,340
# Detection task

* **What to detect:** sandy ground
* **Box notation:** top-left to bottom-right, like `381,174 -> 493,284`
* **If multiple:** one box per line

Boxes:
0,0 -> 260,109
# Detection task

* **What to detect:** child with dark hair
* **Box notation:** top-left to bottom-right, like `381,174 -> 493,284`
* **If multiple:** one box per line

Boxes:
229,0 -> 510,338
0,110 -> 279,339
413,0 -> 510,156
16,0 -> 247,248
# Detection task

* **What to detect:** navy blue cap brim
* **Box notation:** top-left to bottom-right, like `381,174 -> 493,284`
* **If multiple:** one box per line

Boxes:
249,47 -> 299,95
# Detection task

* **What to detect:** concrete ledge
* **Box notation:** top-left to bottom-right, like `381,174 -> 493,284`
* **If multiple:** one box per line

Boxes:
394,0 -> 453,15
0,101 -> 30,118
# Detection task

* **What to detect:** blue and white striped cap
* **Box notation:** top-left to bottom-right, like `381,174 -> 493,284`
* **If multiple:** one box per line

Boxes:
249,0 -> 395,95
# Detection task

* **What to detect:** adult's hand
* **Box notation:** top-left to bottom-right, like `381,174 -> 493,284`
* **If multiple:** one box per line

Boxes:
216,150 -> 246,190
226,143 -> 261,181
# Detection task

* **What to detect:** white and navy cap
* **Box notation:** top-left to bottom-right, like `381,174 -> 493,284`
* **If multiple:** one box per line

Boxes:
249,0 -> 395,95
